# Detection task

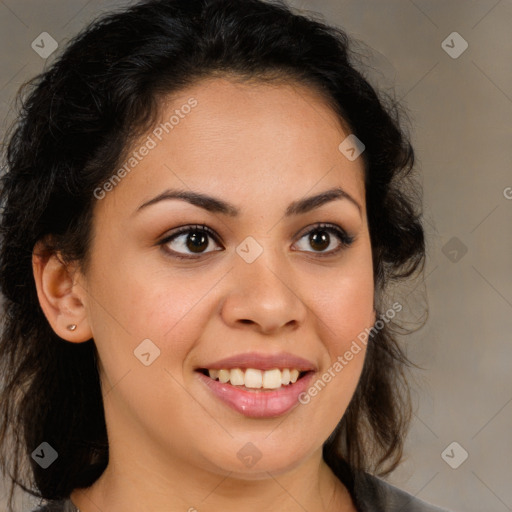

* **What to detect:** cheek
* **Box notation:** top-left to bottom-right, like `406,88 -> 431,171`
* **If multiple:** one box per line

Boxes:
314,257 -> 375,353
302,266 -> 373,424
87,255 -> 221,369
84,263 -> 212,425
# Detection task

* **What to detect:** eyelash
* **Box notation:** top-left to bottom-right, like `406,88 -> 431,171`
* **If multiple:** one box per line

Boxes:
159,223 -> 355,260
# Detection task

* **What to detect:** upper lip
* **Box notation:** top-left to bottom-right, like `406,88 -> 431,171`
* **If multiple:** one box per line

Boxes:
196,352 -> 317,372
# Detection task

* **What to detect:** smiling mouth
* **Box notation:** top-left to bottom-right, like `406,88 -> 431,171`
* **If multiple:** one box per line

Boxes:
196,368 -> 311,391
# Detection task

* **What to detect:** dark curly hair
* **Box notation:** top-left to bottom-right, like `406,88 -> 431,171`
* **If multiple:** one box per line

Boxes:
0,0 -> 425,510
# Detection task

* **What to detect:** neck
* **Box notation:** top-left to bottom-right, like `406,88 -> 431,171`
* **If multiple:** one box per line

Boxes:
70,449 -> 355,512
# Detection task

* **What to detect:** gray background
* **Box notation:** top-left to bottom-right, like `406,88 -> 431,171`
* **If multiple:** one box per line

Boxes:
1,1 -> 511,511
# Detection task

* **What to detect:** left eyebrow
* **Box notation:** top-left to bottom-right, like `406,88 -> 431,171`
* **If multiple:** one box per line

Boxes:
135,186 -> 362,217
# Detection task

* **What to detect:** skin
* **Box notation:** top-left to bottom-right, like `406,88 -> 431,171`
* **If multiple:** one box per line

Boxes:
33,76 -> 376,512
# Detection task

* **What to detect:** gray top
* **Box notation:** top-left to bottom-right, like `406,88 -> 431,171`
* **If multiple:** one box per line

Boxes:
32,472 -> 452,511
352,472 -> 451,511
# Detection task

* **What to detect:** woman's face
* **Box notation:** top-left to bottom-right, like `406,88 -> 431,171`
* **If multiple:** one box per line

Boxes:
73,76 -> 375,478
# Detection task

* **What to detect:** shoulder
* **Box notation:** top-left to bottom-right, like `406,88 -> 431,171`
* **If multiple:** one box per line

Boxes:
353,472 -> 453,512
31,498 -> 75,512
326,455 -> 453,512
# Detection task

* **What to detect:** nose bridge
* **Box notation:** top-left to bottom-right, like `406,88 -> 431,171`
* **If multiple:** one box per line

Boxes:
236,235 -> 293,301
221,235 -> 307,332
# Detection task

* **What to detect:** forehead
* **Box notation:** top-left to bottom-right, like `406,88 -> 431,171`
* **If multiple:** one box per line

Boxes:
153,75 -> 353,159
96,76 -> 366,218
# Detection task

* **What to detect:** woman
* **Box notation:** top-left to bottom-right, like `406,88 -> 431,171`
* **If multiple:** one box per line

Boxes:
0,0 -> 452,511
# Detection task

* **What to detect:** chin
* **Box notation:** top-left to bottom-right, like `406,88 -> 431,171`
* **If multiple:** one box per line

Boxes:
202,441 -> 314,479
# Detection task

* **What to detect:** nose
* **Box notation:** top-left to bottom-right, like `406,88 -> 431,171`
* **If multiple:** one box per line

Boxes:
220,251 -> 307,335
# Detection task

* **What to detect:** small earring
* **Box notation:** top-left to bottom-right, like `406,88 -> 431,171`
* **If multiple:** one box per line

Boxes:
67,324 -> 77,331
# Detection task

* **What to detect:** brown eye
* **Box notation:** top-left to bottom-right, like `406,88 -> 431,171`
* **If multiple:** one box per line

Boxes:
293,223 -> 354,256
308,230 -> 331,252
161,225 -> 223,259
185,230 -> 210,253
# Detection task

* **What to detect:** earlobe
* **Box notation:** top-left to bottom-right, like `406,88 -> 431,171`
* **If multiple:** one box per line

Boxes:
32,242 -> 93,343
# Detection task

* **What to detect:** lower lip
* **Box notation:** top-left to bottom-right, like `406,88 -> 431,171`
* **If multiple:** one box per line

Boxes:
196,371 -> 315,418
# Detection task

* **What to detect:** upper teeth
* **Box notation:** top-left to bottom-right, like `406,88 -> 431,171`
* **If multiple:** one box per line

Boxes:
207,368 -> 301,389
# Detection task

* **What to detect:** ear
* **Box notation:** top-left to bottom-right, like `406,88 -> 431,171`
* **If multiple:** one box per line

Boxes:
32,240 -> 93,343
